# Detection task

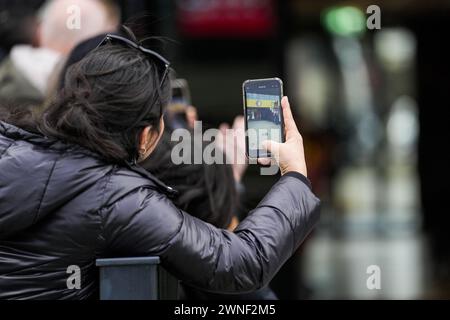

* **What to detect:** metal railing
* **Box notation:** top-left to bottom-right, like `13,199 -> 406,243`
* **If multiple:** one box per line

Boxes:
96,257 -> 179,300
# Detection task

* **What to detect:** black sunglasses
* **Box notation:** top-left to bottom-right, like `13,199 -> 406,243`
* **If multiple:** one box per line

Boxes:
97,34 -> 171,89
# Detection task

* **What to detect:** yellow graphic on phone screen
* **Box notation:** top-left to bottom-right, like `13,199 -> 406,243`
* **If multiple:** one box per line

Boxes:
246,94 -> 280,108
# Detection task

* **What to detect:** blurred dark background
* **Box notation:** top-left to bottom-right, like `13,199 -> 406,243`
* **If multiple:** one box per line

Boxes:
1,0 -> 449,299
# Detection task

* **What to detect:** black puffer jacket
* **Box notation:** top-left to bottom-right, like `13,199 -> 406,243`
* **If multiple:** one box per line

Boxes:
0,121 -> 320,299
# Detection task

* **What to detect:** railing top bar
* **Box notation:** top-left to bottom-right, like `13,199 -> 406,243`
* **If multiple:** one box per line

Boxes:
96,256 -> 161,267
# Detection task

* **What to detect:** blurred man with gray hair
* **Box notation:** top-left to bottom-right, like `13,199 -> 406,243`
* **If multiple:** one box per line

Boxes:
0,0 -> 120,107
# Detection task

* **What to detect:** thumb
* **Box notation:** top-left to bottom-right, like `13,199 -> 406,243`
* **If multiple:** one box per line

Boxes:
262,140 -> 281,158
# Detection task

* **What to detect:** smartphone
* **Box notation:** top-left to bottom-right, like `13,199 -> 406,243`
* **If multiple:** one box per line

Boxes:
242,78 -> 285,159
167,79 -> 191,129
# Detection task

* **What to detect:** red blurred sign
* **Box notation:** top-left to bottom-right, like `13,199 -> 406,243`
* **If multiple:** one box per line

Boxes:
176,0 -> 277,38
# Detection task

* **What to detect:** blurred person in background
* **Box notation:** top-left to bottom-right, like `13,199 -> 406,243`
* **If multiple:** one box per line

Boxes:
0,0 -> 120,107
0,1 -> 44,61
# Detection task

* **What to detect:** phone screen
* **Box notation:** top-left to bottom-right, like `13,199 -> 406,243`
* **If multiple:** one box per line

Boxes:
243,78 -> 284,159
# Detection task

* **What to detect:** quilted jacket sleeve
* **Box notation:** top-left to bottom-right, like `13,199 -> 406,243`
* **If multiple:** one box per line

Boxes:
100,172 -> 320,293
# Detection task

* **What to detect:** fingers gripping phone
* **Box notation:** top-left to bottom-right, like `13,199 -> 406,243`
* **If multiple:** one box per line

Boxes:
243,78 -> 285,160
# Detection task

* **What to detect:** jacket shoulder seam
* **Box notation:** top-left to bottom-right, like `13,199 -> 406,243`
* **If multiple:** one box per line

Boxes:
0,141 -> 13,158
95,168 -> 115,256
97,183 -> 158,211
33,155 -> 60,224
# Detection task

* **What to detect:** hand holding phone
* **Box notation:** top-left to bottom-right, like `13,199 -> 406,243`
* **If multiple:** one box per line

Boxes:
243,78 -> 307,177
260,96 -> 308,177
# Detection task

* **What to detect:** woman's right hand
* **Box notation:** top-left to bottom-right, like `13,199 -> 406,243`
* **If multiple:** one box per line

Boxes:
260,96 -> 308,177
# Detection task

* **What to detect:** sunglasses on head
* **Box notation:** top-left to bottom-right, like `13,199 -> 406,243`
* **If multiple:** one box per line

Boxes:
97,34 -> 171,89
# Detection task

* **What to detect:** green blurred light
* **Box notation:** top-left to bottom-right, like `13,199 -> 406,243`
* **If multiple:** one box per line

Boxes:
322,6 -> 366,37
